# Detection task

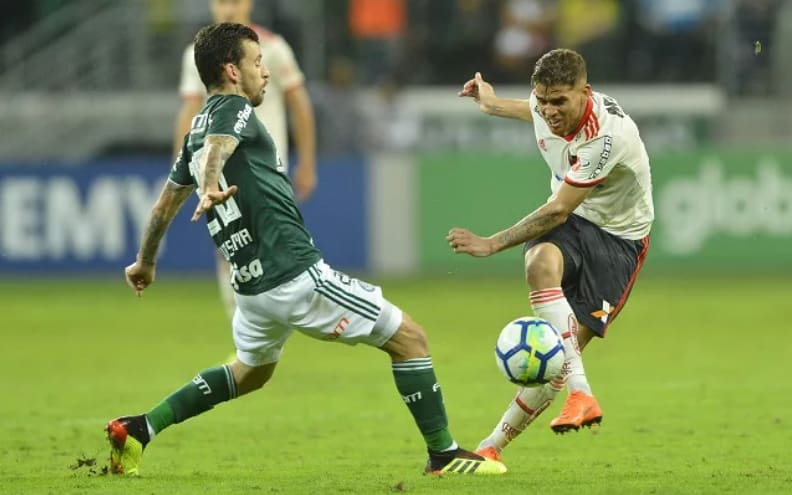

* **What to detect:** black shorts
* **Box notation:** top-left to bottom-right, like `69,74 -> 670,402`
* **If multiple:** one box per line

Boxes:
524,214 -> 649,337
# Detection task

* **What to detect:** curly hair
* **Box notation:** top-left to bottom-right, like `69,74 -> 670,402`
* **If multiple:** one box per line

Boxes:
531,49 -> 587,88
194,22 -> 259,91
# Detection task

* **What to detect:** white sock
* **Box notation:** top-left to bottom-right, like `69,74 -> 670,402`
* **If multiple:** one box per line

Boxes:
478,377 -> 564,451
530,288 -> 592,395
441,441 -> 459,452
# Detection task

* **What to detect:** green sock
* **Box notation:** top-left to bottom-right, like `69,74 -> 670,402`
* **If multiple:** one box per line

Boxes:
392,357 -> 455,451
146,365 -> 238,434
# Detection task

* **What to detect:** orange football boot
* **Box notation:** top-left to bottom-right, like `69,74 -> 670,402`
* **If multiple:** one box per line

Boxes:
474,446 -> 503,463
550,390 -> 602,433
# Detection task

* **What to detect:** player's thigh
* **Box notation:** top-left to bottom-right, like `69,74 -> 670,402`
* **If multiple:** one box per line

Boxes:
290,261 -> 402,349
232,292 -> 294,368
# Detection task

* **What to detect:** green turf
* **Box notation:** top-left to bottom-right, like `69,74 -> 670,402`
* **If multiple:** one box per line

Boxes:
1,274 -> 790,494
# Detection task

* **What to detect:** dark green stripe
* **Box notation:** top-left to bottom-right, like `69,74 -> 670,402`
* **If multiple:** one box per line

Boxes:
315,288 -> 377,321
322,280 -> 380,313
308,266 -> 381,315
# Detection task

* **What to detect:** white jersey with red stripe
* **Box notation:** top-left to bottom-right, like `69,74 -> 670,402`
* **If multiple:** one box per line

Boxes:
180,25 -> 305,168
529,90 -> 654,240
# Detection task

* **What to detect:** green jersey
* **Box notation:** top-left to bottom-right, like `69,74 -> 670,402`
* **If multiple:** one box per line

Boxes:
169,94 -> 320,295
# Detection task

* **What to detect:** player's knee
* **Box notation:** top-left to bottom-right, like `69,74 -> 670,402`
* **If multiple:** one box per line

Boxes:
524,244 -> 564,289
230,360 -> 275,396
382,313 -> 429,360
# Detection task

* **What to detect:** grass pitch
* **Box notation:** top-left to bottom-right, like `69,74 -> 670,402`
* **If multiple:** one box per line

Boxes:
1,274 -> 790,494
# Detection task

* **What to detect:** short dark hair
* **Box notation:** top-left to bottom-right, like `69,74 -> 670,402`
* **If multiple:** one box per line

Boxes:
193,23 -> 259,91
531,49 -> 587,88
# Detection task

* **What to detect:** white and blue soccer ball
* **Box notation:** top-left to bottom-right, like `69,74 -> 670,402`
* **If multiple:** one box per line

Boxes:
495,317 -> 565,386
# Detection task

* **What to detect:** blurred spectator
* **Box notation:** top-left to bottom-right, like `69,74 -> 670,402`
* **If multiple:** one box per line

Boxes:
772,0 -> 792,98
554,0 -> 623,82
362,78 -> 420,151
630,0 -> 722,82
492,0 -> 553,83
311,57 -> 365,155
349,0 -> 407,83
731,0 -> 781,95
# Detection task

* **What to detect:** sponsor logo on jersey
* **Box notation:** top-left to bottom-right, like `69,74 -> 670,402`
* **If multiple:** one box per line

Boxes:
568,153 -> 591,172
587,135 -> 613,180
325,316 -> 350,341
230,258 -> 264,289
234,104 -> 253,134
217,228 -> 253,259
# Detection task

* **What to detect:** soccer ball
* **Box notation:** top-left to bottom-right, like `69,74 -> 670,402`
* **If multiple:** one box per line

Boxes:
495,317 -> 565,386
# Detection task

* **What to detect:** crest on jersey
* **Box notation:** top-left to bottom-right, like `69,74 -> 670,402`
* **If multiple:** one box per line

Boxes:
567,152 -> 590,172
538,139 -> 547,152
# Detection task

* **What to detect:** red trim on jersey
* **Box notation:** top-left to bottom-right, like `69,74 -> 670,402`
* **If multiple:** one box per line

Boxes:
564,175 -> 606,188
603,236 -> 650,335
563,97 -> 593,142
583,113 -> 600,141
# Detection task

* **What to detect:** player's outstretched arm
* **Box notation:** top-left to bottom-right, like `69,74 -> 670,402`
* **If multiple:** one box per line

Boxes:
447,182 -> 592,257
191,135 -> 240,222
458,72 -> 533,122
125,180 -> 195,296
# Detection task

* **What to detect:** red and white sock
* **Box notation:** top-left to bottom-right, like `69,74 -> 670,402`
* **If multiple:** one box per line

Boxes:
530,288 -> 592,395
478,377 -> 564,451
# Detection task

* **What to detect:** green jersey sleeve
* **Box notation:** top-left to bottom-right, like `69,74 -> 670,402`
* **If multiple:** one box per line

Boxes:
168,135 -> 194,186
207,95 -> 255,141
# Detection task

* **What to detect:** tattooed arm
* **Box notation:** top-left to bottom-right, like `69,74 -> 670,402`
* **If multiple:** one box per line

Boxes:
125,180 -> 195,296
191,134 -> 240,222
458,72 -> 533,122
446,182 -> 594,257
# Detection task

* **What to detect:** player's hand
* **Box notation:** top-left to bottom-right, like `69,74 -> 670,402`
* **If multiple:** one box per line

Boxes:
125,260 -> 156,297
191,185 -> 238,222
458,72 -> 496,113
293,161 -> 317,202
447,228 -> 495,257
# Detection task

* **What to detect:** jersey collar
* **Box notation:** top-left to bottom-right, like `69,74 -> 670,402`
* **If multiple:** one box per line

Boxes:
563,97 -> 594,142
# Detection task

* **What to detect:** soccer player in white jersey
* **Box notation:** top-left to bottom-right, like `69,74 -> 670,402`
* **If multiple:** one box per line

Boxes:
452,48 -> 653,463
174,0 -> 317,319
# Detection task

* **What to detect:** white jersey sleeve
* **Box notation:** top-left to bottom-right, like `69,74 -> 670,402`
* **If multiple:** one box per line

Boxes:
179,44 -> 206,97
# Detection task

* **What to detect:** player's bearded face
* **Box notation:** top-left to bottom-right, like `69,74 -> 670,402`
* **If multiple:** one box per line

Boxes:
534,82 -> 591,137
237,40 -> 268,106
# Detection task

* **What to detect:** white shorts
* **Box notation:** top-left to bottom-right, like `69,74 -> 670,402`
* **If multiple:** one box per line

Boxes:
232,260 -> 403,366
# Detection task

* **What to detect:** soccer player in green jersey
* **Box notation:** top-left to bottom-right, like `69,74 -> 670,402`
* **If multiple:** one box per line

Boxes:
106,23 -> 506,477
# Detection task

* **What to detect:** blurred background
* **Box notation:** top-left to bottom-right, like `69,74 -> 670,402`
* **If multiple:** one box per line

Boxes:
0,0 -> 790,279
